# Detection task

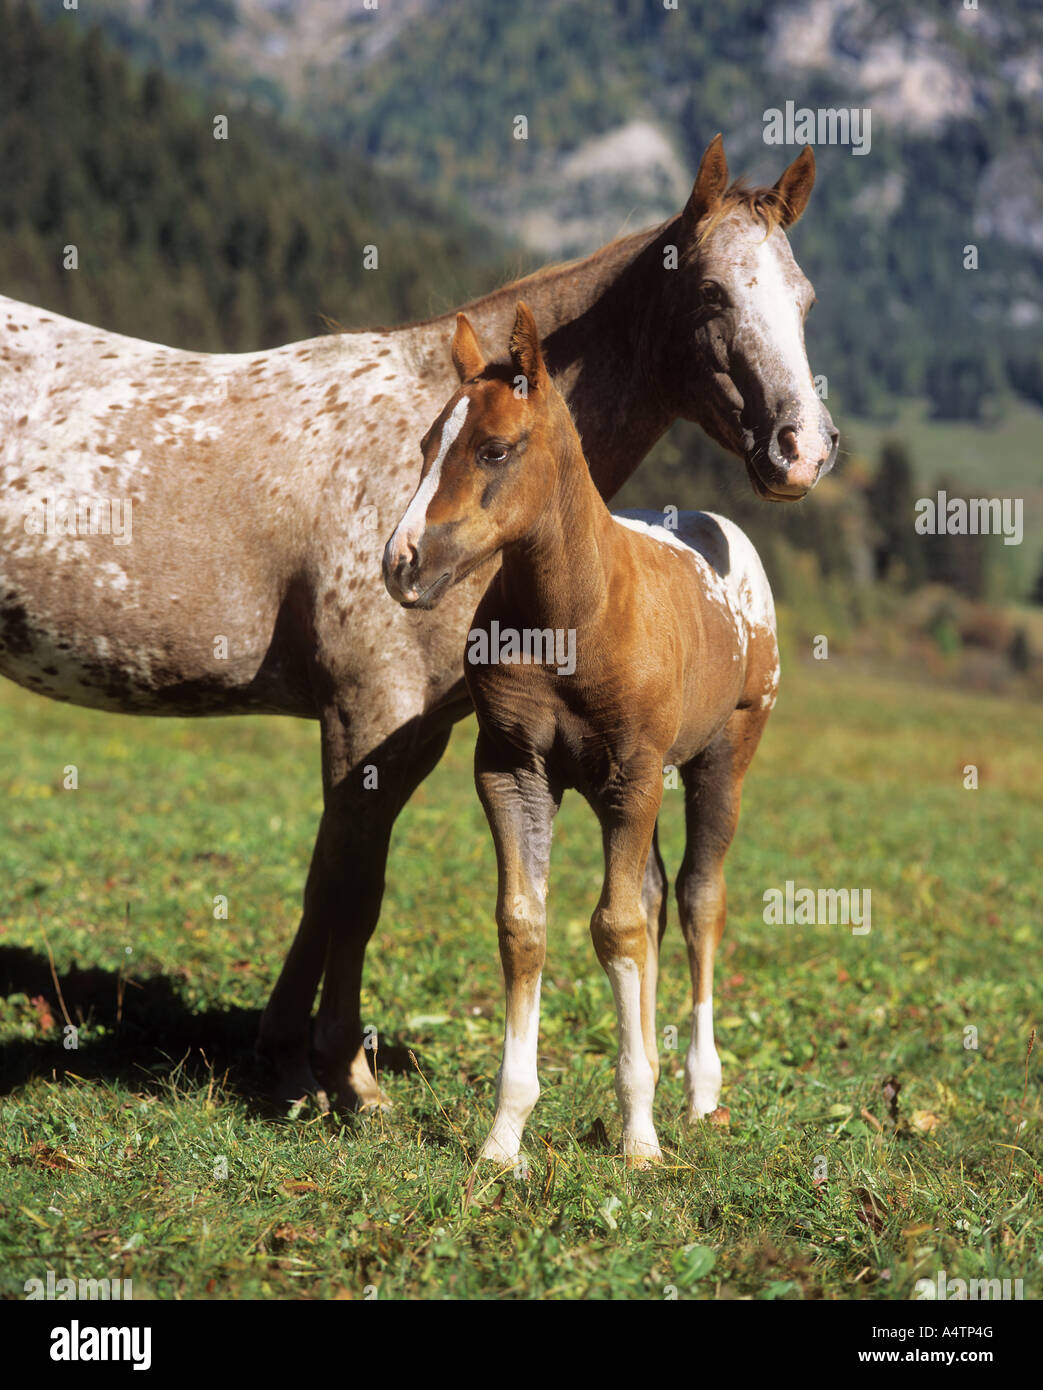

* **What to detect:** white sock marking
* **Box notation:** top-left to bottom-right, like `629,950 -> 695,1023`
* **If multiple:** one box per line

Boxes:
605,957 -> 660,1161
481,974 -> 541,1166
686,998 -> 722,1118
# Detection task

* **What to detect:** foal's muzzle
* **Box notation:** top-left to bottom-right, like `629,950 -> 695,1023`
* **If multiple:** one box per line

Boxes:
382,534 -> 450,609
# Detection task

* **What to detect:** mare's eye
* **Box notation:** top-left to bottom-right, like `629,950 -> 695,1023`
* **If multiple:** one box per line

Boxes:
700,281 -> 724,306
478,441 -> 510,465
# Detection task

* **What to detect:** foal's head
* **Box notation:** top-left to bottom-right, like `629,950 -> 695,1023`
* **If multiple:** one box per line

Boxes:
666,134 -> 838,501
383,304 -> 568,609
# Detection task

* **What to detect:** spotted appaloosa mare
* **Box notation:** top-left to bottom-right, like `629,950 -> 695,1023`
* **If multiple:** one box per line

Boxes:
0,135 -> 835,1110
384,303 -> 779,1165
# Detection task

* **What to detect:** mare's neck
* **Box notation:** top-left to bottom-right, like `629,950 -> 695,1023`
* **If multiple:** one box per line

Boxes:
448,221 -> 681,500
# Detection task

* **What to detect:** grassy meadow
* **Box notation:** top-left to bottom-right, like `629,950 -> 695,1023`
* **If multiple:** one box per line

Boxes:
846,397 -> 1043,596
0,648 -> 1039,1301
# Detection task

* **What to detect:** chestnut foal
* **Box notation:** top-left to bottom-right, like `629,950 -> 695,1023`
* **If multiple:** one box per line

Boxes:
384,304 -> 779,1167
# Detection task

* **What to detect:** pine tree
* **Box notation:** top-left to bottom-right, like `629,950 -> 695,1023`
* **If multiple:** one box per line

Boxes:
866,440 -> 926,588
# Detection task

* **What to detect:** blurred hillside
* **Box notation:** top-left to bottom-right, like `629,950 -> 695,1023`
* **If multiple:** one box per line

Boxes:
0,0 -> 509,349
36,0 -> 1043,426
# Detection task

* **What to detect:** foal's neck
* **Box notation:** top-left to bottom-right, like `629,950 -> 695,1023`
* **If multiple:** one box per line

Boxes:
499,418 -> 618,631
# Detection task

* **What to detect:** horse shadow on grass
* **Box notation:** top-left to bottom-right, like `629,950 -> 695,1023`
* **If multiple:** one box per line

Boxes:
0,945 -> 417,1122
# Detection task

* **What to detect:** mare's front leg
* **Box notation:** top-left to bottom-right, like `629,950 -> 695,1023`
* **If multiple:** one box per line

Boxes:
258,708 -> 451,1109
590,767 -> 665,1167
475,735 -> 562,1167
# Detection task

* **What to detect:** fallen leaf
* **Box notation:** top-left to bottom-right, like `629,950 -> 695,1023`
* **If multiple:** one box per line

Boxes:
29,1143 -> 83,1172
854,1187 -> 887,1234
29,995 -> 55,1032
911,1110 -> 942,1133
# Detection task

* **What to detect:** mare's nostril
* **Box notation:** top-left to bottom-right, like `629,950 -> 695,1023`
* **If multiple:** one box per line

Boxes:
777,425 -> 799,461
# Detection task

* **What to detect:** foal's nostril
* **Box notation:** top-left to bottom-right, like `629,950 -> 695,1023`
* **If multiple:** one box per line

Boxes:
391,542 -> 422,598
397,547 -> 417,584
777,425 -> 800,461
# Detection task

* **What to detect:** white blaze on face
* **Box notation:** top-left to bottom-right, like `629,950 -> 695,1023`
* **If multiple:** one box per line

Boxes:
390,395 -> 470,551
746,234 -> 812,387
737,230 -> 821,448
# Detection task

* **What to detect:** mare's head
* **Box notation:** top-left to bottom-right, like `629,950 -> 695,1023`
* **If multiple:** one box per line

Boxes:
664,134 -> 837,500
383,303 -> 568,609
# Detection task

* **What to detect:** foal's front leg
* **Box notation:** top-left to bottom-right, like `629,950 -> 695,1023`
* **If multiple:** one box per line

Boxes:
475,738 -> 561,1167
590,773 -> 665,1167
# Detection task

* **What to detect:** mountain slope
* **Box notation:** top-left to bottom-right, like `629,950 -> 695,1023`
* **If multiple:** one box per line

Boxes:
47,0 -> 1043,420
0,0 -> 510,352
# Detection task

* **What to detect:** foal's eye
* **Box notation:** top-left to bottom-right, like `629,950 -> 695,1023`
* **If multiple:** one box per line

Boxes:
478,441 -> 510,465
700,281 -> 724,306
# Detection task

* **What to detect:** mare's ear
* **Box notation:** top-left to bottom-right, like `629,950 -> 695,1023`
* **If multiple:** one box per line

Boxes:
681,133 -> 729,239
771,146 -> 815,226
451,313 -> 486,381
508,301 -> 547,393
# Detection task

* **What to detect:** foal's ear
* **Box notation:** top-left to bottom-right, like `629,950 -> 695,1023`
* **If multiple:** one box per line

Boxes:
771,146 -> 815,226
451,313 -> 486,381
681,132 -> 729,237
509,301 -> 547,393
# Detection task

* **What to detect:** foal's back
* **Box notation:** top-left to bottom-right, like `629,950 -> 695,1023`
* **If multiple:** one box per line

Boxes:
469,504 -> 779,787
612,507 -> 779,728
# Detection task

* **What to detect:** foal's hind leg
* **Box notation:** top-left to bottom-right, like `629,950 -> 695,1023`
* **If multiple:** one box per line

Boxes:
639,823 -> 668,1086
677,707 -> 770,1123
589,767 -> 665,1167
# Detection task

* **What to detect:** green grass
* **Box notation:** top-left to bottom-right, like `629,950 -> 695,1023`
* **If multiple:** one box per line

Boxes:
845,397 -> 1043,592
0,654 -> 1039,1300
848,397 -> 1043,497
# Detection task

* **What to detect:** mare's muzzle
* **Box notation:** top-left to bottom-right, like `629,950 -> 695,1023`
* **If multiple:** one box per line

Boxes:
745,398 -> 839,501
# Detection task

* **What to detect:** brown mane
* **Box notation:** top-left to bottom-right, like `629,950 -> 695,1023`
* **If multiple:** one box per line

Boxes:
693,179 -> 788,249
